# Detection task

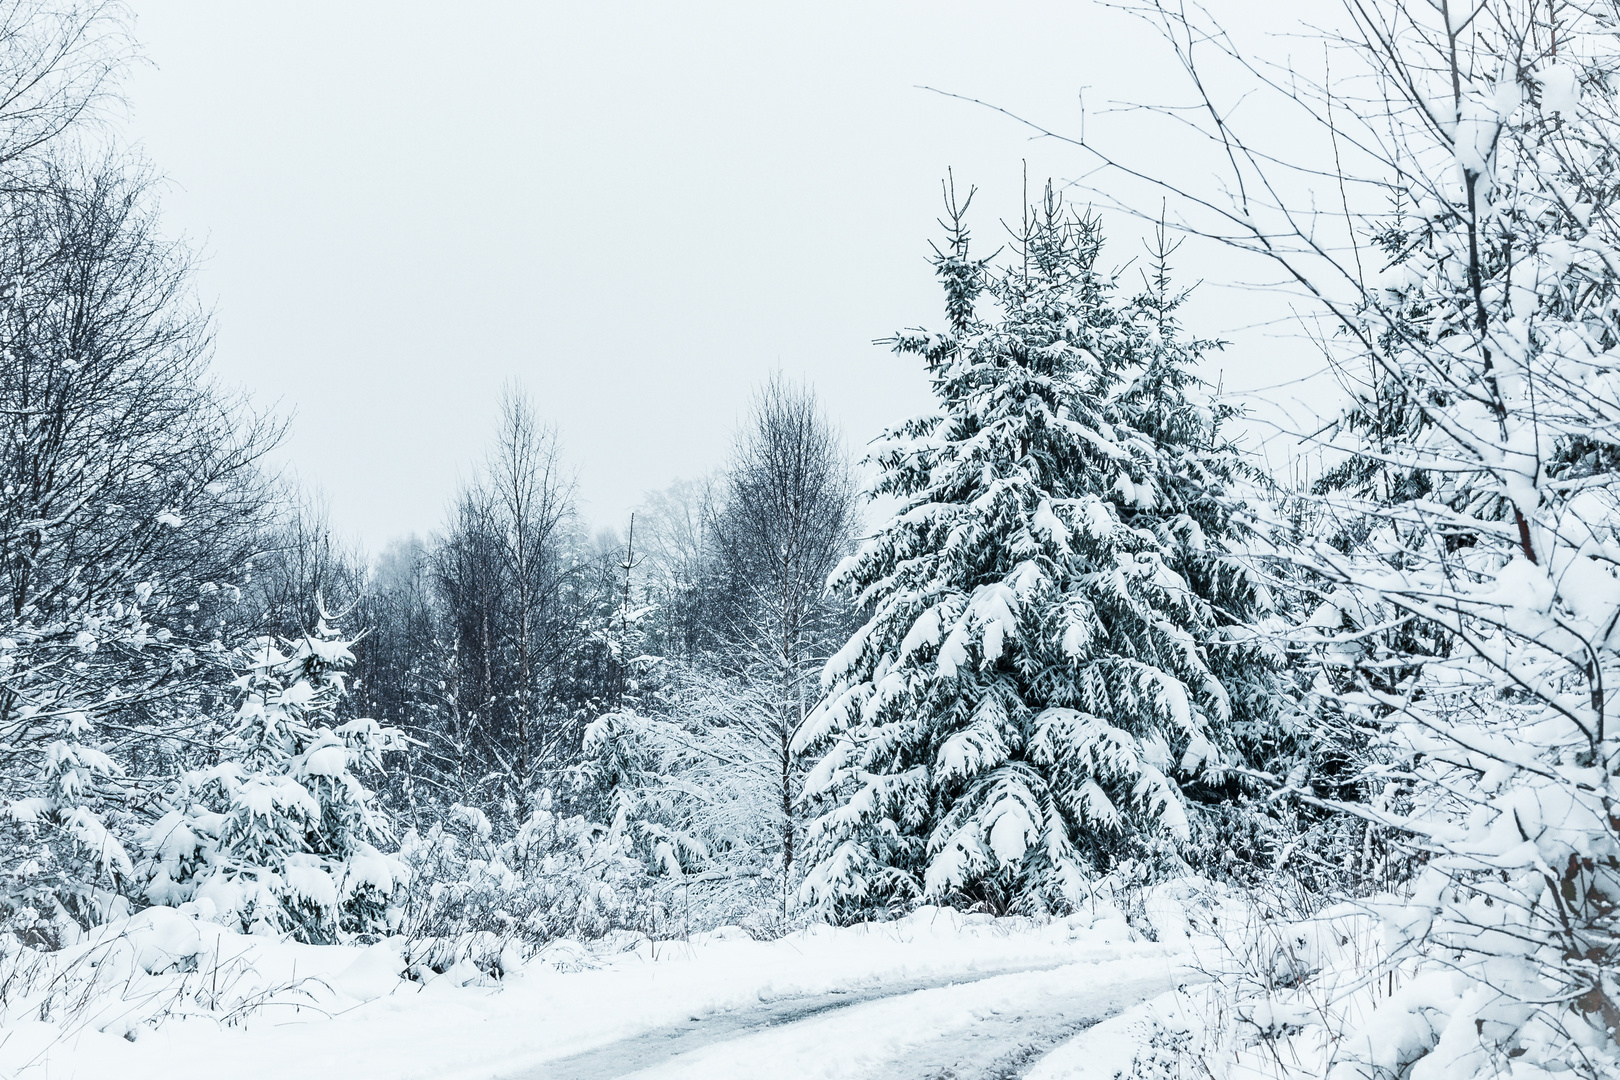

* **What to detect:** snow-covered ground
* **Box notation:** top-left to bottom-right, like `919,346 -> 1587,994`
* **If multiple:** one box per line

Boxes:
1028,983 -> 1216,1080
0,891 -> 1212,1080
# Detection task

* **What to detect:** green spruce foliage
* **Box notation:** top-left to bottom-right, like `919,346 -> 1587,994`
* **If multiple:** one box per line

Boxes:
797,184 -> 1284,918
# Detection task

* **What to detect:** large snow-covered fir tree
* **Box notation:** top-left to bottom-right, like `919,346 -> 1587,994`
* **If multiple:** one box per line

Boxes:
140,617 -> 406,942
1116,227 -> 1297,801
796,185 -> 1281,917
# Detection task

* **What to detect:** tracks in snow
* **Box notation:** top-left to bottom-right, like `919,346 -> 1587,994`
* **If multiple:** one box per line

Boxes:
504,958 -> 1185,1080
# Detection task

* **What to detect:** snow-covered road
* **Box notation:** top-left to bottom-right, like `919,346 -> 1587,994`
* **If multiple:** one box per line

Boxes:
516,959 -> 1183,1080
2,905 -> 1197,1080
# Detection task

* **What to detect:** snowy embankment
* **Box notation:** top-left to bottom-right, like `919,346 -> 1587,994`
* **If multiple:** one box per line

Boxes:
1028,985 -> 1222,1080
0,882 -> 1229,1080
1026,900 -> 1412,1080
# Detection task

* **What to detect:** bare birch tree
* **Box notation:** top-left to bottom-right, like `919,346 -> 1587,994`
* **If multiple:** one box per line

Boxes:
710,376 -> 858,913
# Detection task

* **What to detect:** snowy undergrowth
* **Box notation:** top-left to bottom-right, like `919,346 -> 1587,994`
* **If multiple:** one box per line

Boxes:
1029,983 -> 1227,1080
395,800 -> 655,970
0,906 -> 380,1074
1034,893 -> 1584,1080
1022,875 -> 1369,1080
0,877 -> 1225,1080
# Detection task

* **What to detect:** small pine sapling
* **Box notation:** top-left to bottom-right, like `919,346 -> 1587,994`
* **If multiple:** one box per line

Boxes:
140,615 -> 407,942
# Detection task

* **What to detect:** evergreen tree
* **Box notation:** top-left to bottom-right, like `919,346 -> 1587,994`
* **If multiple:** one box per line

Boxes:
0,599 -> 149,941
140,616 -> 407,942
796,184 -> 1279,918
1116,225 -> 1295,798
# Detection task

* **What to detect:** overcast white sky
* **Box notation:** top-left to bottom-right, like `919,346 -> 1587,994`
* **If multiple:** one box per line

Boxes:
120,1 -> 1329,552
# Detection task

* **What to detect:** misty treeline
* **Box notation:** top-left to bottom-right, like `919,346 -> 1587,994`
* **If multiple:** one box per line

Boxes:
0,0 -> 865,947
329,376 -> 864,930
2,1 -> 1618,1076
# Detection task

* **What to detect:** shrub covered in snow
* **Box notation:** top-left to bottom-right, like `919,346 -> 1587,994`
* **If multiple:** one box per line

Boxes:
395,796 -> 660,966
137,623 -> 408,943
1095,3 -> 1620,1078
0,903 -> 413,1051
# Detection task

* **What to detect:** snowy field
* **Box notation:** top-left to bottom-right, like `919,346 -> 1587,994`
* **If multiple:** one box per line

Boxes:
0,893 -> 1208,1080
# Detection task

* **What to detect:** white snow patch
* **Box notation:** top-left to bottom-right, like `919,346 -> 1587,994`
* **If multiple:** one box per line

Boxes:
0,905 -> 1191,1080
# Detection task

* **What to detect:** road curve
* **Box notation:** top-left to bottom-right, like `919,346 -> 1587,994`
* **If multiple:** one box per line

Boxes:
502,959 -> 1183,1080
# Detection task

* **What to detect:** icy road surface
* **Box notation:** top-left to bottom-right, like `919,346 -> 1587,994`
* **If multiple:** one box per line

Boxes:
518,960 -> 1182,1080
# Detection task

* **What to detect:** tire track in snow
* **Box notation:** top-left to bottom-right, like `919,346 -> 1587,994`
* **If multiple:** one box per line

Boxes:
503,959 -> 1185,1080
893,987 -> 1158,1080
831,969 -> 1185,1080
501,961 -> 1075,1080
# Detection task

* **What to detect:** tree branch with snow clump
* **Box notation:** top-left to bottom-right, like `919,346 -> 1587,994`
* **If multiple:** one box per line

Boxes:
1041,1 -> 1620,1074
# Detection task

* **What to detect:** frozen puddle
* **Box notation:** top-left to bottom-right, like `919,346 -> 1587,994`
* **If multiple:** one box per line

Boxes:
510,961 -> 1183,1080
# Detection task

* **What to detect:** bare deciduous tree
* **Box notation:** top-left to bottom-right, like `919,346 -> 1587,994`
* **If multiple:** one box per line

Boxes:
0,1 -> 129,173
423,385 -> 579,806
487,383 -> 575,786
0,157 -> 281,925
710,375 -> 859,912
636,476 -> 721,664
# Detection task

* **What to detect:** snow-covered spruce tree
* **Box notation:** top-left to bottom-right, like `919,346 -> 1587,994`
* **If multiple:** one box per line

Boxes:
1088,1 -> 1620,1073
1117,225 -> 1299,829
140,617 -> 406,942
796,184 -> 1281,917
0,599 -> 153,943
